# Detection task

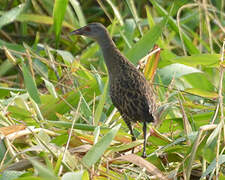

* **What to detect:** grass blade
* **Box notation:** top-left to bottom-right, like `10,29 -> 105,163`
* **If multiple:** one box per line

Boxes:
126,19 -> 166,64
0,3 -> 26,29
70,0 -> 86,27
21,62 -> 41,104
53,0 -> 69,47
82,124 -> 121,168
94,78 -> 109,125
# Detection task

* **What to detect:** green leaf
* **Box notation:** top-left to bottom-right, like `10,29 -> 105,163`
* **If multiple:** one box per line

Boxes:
150,0 -> 199,54
82,124 -> 121,167
0,3 -> 26,29
0,87 -> 25,98
126,19 -> 166,64
0,60 -> 14,77
93,126 -> 100,144
0,39 -> 25,52
42,78 -> 58,98
8,105 -> 33,123
185,88 -> 218,99
0,140 -> 10,163
21,62 -> 41,104
53,0 -> 69,46
124,0 -> 142,35
201,155 -> 225,178
105,0 -> 124,26
0,170 -> 25,180
40,77 -> 103,120
62,170 -> 89,180
56,50 -> 75,64
47,121 -> 110,132
157,63 -> 201,85
171,54 -> 220,67
51,134 -> 68,146
70,0 -> 86,27
183,73 -> 215,92
17,14 -> 73,29
78,90 -> 92,121
29,158 -> 57,180
203,123 -> 221,162
13,176 -> 42,180
94,78 -> 109,125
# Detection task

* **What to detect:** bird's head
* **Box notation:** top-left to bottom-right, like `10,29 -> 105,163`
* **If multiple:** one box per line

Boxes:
70,23 -> 107,40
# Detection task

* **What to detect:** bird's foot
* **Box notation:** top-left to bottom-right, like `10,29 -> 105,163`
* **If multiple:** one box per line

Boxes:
131,147 -> 135,153
141,152 -> 147,158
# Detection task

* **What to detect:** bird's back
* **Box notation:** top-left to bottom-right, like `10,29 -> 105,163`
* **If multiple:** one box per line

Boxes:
109,54 -> 154,123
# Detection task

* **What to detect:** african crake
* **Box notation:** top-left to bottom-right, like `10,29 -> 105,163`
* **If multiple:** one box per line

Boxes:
71,23 -> 155,157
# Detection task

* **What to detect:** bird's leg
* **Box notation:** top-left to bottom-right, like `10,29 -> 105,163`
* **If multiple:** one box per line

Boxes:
142,121 -> 147,158
124,119 -> 136,153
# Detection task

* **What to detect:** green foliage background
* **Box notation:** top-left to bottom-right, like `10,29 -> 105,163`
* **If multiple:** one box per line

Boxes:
0,0 -> 224,179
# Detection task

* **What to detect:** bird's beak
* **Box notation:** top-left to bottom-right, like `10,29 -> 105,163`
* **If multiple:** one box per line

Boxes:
70,27 -> 84,35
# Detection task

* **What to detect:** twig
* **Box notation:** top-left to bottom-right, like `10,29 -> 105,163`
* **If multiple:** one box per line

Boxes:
177,3 -> 198,56
215,39 -> 225,179
58,97 -> 82,176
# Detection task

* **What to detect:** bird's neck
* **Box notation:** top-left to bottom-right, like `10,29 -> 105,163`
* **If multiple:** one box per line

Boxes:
96,33 -> 125,78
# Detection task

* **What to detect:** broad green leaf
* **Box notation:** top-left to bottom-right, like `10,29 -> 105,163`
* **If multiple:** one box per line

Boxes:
47,121 -> 110,132
183,73 -> 215,91
33,59 -> 48,79
106,0 -> 123,26
0,170 -> 25,180
201,155 -> 225,178
0,39 -> 25,51
0,60 -> 14,77
126,19 -> 166,64
78,90 -> 92,121
70,0 -> 86,27
0,140 -> 10,163
80,44 -> 99,66
108,140 -> 142,154
203,123 -> 221,162
124,0 -> 142,35
0,3 -> 26,29
40,76 -> 103,120
21,62 -> 41,104
57,50 -> 75,64
17,14 -> 73,29
29,158 -> 57,180
51,134 -> 68,146
157,63 -> 201,85
42,78 -> 58,98
7,105 -> 33,123
53,0 -> 69,46
11,176 -> 42,180
171,54 -> 220,67
183,101 -> 214,110
82,124 -> 121,167
146,6 -> 155,28
94,78 -> 109,125
203,138 -> 217,163
62,170 -> 89,180
123,19 -> 136,47
159,112 -> 214,132
93,126 -> 100,144
185,88 -> 218,99
91,65 -> 104,92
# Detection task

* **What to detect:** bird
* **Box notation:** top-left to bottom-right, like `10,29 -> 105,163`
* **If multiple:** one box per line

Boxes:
70,23 -> 155,158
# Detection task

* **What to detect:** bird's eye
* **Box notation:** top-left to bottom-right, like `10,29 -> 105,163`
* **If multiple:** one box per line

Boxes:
84,27 -> 91,32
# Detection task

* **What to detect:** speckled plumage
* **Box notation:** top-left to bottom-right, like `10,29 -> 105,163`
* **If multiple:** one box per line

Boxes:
71,23 -> 155,157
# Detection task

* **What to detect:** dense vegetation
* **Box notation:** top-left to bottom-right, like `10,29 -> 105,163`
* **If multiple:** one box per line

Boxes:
0,0 -> 224,179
